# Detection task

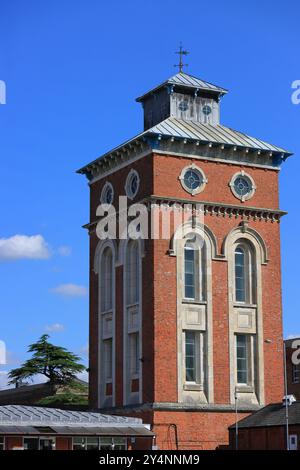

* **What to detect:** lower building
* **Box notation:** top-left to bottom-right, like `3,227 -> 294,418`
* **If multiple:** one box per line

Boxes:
228,401 -> 300,450
285,338 -> 300,400
0,405 -> 153,450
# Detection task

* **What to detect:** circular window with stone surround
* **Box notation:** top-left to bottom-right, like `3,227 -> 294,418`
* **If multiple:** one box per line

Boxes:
179,164 -> 208,196
229,171 -> 256,202
101,182 -> 114,205
125,169 -> 140,200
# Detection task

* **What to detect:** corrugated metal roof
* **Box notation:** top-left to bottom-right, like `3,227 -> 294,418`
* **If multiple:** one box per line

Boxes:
136,72 -> 228,101
77,118 -> 292,174
0,424 -> 154,436
167,72 -> 228,93
0,405 -> 142,427
148,118 -> 291,154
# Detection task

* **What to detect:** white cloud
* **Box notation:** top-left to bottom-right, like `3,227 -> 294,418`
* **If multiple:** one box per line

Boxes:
51,283 -> 87,297
57,245 -> 72,257
79,344 -> 89,357
45,323 -> 65,332
0,234 -> 51,260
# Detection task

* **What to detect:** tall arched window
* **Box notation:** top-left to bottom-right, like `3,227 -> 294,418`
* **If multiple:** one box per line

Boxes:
234,242 -> 256,304
126,240 -> 139,305
100,247 -> 113,312
98,244 -> 115,408
124,239 -> 141,405
184,237 -> 206,302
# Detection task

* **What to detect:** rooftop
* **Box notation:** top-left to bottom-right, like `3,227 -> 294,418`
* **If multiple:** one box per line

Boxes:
229,401 -> 300,429
136,71 -> 228,102
0,405 -> 141,426
77,117 -> 292,175
0,405 -> 153,437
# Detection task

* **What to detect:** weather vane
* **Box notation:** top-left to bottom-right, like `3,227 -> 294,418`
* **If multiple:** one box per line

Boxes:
174,43 -> 189,72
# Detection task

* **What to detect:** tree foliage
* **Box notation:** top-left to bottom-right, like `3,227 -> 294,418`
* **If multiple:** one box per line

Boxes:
8,334 -> 86,386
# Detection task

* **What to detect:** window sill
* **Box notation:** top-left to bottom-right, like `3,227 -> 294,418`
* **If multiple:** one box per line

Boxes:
235,385 -> 254,393
184,383 -> 203,391
182,300 -> 207,306
233,302 -> 257,308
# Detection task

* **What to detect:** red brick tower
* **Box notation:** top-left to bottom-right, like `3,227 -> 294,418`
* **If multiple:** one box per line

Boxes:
78,71 -> 292,449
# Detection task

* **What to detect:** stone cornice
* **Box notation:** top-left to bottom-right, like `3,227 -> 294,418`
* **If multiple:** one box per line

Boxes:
77,132 -> 291,183
143,196 -> 287,223
83,196 -> 286,233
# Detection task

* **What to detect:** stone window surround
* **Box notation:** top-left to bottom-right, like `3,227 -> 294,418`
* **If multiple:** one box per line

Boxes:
125,168 -> 140,200
224,227 -> 266,406
100,181 -> 114,204
235,333 -> 256,390
94,239 -> 117,409
120,238 -> 144,406
170,221 -> 267,406
179,163 -> 208,196
172,220 -> 214,404
229,170 -> 257,202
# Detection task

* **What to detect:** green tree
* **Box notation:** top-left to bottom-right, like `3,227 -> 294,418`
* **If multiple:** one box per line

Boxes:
8,334 -> 86,386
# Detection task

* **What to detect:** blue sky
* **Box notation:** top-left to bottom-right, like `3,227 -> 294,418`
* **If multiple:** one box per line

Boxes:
0,0 -> 299,387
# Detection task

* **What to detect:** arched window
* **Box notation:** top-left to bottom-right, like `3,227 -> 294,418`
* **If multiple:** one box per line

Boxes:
184,237 -> 206,301
126,240 -> 139,305
124,239 -> 141,405
100,247 -> 113,312
97,243 -> 115,408
234,242 -> 256,304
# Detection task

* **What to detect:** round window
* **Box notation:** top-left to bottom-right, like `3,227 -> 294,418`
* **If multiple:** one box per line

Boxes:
184,169 -> 202,190
178,101 -> 188,112
101,182 -> 114,205
125,169 -> 140,200
202,105 -> 212,116
179,165 -> 208,195
229,172 -> 256,202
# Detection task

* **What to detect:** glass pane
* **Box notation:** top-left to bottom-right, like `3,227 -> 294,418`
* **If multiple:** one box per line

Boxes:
40,438 -> 54,450
100,437 -> 112,450
185,332 -> 196,382
235,246 -> 246,302
184,246 -> 195,299
184,170 -> 202,190
24,438 -> 39,450
236,335 -> 248,384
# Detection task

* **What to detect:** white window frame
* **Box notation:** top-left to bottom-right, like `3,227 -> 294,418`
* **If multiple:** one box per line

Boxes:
234,242 -> 256,305
72,436 -> 127,450
184,330 -> 204,387
235,334 -> 255,388
183,237 -> 206,303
